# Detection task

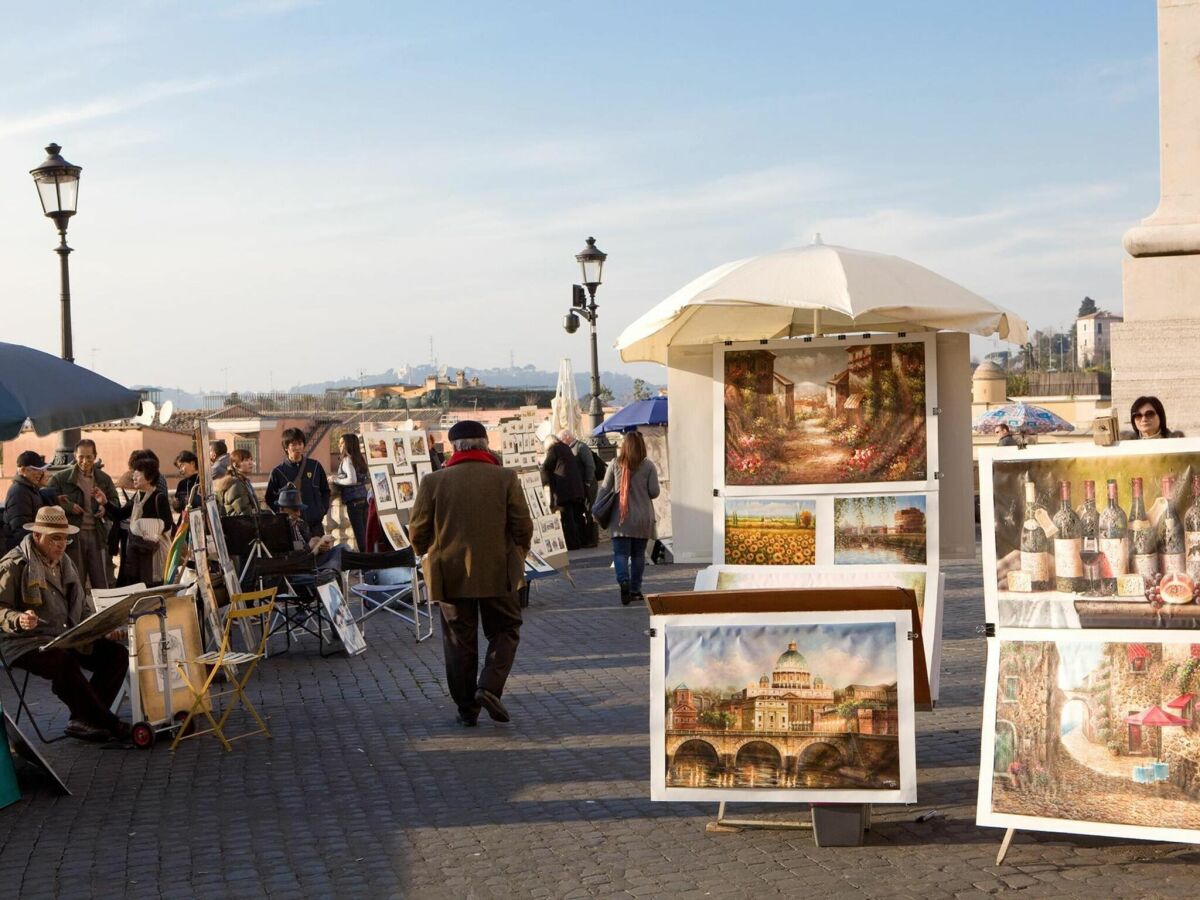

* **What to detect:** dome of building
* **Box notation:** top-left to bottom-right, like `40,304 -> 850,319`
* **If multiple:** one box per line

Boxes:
973,361 -> 1005,381
775,641 -> 807,671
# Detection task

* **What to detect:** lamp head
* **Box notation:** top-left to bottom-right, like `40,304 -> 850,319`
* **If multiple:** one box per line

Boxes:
30,143 -> 81,229
575,236 -> 606,289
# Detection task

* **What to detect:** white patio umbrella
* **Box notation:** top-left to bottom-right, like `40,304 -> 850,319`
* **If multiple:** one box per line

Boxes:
549,358 -> 583,438
615,237 -> 1029,364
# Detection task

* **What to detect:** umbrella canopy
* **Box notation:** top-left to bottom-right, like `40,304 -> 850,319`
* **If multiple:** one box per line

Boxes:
593,397 -> 668,436
973,402 -> 1075,434
0,342 -> 141,441
549,358 -> 582,438
1124,706 -> 1190,727
615,239 -> 1029,364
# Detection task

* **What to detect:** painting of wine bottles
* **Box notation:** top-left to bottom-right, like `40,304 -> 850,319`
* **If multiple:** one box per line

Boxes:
981,440 -> 1200,630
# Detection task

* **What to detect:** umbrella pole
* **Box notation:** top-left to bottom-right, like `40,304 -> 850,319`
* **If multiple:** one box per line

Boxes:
812,309 -> 822,338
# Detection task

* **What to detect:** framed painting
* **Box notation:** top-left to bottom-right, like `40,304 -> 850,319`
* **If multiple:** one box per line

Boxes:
392,473 -> 418,509
363,431 -> 391,464
317,582 -> 366,656
716,333 -> 937,496
370,467 -> 396,512
693,565 -> 944,702
377,513 -> 410,550
391,437 -> 409,468
651,609 -> 916,803
406,432 -> 431,463
978,629 -> 1200,844
981,439 -> 1200,630
414,461 -> 433,484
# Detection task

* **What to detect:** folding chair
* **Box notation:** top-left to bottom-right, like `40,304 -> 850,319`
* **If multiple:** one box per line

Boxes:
0,646 -> 67,745
245,552 -> 338,657
170,588 -> 276,752
342,548 -> 433,641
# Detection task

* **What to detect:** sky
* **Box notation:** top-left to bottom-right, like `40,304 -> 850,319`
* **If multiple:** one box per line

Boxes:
0,2 -> 1159,393
667,622 -> 897,692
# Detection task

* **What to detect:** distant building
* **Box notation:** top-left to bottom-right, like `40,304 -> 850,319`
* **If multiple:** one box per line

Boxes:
1075,310 -> 1123,369
971,361 -> 1007,406
892,506 -> 926,533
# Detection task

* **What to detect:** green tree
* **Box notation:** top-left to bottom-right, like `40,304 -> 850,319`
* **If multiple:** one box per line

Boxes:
1078,296 -> 1097,317
632,378 -> 651,400
699,710 -> 736,730
598,384 -> 614,403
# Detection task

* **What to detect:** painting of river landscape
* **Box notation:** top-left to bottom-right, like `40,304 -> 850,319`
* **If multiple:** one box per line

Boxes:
723,339 -> 929,487
652,611 -> 916,803
834,494 -> 928,565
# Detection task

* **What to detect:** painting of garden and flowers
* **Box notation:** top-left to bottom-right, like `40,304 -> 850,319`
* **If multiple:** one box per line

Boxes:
724,498 -> 816,565
724,340 -> 928,486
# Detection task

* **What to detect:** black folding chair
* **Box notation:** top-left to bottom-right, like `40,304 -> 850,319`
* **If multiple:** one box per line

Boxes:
0,646 -> 67,744
341,548 -> 433,641
248,552 -> 343,658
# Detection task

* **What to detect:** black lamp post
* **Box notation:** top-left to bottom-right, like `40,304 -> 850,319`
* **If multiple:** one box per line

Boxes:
563,236 -> 608,436
30,143 -> 82,466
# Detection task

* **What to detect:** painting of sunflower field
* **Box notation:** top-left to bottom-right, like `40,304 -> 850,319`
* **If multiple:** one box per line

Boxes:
724,498 -> 816,565
724,340 -> 928,486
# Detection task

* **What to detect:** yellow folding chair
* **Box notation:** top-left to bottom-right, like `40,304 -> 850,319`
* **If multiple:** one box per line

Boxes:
170,588 -> 276,752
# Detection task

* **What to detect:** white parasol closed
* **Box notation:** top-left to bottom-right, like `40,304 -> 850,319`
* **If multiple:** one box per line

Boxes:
550,358 -> 583,438
615,237 -> 1028,364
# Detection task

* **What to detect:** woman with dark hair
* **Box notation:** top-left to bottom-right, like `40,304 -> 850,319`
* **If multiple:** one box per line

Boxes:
595,430 -> 660,605
331,433 -> 370,551
214,449 -> 261,515
115,457 -> 175,586
1129,396 -> 1182,439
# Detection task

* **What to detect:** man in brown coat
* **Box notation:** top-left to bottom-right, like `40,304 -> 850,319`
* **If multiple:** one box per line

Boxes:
409,421 -> 534,726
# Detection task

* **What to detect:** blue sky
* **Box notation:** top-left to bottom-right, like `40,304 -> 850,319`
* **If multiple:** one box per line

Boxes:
0,2 -> 1158,392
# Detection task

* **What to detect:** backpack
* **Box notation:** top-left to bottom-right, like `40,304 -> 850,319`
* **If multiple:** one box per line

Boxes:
591,446 -> 607,482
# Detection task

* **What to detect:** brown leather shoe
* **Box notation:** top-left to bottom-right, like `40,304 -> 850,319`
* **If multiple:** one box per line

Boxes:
475,689 -> 510,723
64,720 -> 111,743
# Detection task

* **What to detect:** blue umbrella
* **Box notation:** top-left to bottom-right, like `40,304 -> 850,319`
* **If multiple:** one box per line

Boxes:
592,397 -> 668,436
0,342 -> 141,440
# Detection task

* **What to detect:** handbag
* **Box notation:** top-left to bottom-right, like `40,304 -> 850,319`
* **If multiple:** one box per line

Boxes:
592,486 -> 616,530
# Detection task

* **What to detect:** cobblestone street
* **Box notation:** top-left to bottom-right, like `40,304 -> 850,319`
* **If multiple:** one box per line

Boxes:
2,547 -> 1200,898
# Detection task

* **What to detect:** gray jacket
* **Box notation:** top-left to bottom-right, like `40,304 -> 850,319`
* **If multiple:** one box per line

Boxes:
0,537 -> 90,662
600,459 -> 660,540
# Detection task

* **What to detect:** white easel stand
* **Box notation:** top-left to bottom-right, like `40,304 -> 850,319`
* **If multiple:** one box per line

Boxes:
706,802 -> 872,846
996,827 -> 1016,865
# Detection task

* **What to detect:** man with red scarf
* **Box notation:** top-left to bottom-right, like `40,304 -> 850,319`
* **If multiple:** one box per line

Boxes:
409,421 -> 534,727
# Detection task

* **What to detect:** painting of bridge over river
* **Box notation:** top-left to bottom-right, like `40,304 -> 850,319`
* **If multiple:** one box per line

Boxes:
980,637 -> 1200,842
834,494 -> 927,565
661,619 -> 907,800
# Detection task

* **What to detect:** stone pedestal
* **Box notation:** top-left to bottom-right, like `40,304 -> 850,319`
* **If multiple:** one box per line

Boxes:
1112,0 -> 1200,433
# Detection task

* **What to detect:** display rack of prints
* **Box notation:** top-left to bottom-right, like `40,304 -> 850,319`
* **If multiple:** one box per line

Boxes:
650,609 -> 917,804
694,565 -> 945,701
359,424 -> 432,551
977,628 -> 1200,845
495,413 -> 544,469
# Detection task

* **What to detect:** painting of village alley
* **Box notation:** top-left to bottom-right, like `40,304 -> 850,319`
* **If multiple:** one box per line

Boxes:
991,640 -> 1200,832
724,342 -> 927,486
664,623 -> 902,791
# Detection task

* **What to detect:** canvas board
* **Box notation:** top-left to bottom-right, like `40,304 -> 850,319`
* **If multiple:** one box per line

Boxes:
133,594 -> 209,722
414,461 -> 433,484
694,565 -> 943,701
716,333 -> 938,496
42,586 -> 188,652
980,439 -> 1200,631
363,431 -> 392,464
205,497 -> 240,601
4,713 -> 70,796
651,609 -> 916,803
406,433 -> 431,463
370,467 -> 396,511
378,513 -> 411,550
977,628 -> 1200,844
318,581 -> 366,655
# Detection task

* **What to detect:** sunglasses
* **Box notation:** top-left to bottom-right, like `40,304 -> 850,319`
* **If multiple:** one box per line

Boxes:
1134,410 -> 1159,420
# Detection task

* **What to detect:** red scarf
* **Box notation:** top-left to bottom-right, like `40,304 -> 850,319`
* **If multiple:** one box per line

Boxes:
444,449 -> 499,468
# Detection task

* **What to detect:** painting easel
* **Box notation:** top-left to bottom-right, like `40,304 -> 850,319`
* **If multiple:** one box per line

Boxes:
995,827 -> 1016,864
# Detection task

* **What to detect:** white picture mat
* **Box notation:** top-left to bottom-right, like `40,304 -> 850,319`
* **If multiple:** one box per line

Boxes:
713,332 -> 940,498
692,564 -> 943,701
714,491 -> 939,571
377,513 -> 411,550
979,437 -> 1200,630
318,581 -> 366,656
976,628 -> 1200,844
650,609 -> 917,804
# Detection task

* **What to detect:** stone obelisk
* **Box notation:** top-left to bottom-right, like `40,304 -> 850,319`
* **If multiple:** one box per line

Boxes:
1112,0 -> 1200,434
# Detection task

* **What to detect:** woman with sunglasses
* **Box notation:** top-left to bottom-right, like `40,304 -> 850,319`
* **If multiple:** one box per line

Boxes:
1129,396 -> 1182,439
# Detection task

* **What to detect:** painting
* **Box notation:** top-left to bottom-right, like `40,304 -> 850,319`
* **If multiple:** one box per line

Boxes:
722,336 -> 931,488
723,498 -> 816,565
694,565 -> 944,701
317,582 -> 366,656
520,471 -> 548,517
377,513 -> 410,550
391,438 -> 408,468
981,439 -> 1200,630
370,468 -> 395,511
414,461 -> 433,484
650,610 -> 916,802
978,630 -> 1200,844
834,495 -> 927,565
364,432 -> 390,463
537,514 -> 567,556
407,433 -> 431,462
393,474 -> 418,509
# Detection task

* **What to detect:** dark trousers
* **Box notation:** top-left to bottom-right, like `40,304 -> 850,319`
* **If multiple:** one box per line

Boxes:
438,593 -> 522,716
67,529 -> 110,593
558,500 -> 586,551
13,638 -> 127,730
346,500 -> 368,552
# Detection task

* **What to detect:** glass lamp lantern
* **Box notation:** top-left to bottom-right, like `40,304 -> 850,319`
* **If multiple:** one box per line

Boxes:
30,143 -> 82,227
575,236 -> 606,289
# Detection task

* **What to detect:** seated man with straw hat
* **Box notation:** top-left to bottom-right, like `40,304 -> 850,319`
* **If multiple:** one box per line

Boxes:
0,507 -> 129,742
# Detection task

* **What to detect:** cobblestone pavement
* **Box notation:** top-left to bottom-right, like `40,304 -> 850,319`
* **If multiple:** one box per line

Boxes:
2,547 -> 1200,899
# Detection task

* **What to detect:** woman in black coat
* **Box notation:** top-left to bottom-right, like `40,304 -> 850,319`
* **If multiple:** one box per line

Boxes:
114,457 -> 175,587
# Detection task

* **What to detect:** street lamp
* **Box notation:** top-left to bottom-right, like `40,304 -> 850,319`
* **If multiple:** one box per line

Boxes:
30,143 -> 82,466
564,236 -> 608,436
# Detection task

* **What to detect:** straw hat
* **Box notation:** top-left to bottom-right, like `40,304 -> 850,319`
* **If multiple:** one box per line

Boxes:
24,506 -> 80,535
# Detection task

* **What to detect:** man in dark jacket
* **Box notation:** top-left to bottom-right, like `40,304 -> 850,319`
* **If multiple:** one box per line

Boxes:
265,428 -> 331,536
540,436 -> 585,550
410,420 -> 533,727
3,451 -> 54,552
0,507 -> 129,742
48,439 -> 120,593
560,429 -> 598,548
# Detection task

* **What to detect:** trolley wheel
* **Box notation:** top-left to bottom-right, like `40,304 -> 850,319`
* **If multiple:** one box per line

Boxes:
173,710 -> 195,736
131,721 -> 155,749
